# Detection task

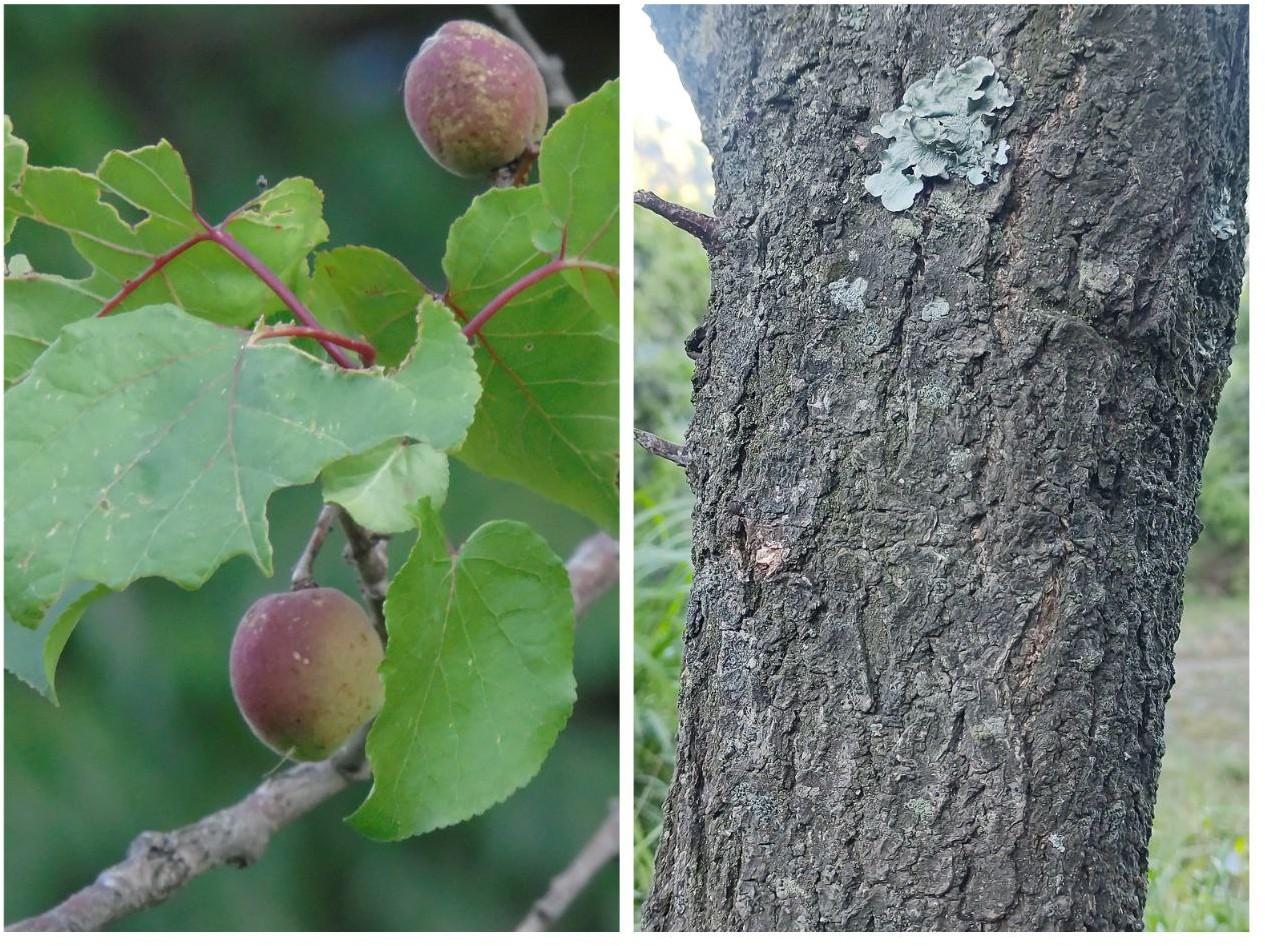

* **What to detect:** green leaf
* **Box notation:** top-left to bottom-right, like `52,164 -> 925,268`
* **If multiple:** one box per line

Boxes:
4,298 -> 478,630
4,115 -> 29,242
3,130 -> 330,385
539,80 -> 619,307
4,272 -> 102,388
300,246 -> 426,369
348,502 -> 574,840
445,80 -> 619,531
4,115 -> 26,190
321,438 -> 448,534
4,582 -> 108,705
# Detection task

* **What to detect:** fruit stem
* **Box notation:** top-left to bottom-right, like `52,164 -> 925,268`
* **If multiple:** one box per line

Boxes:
290,504 -> 340,590
461,258 -> 618,338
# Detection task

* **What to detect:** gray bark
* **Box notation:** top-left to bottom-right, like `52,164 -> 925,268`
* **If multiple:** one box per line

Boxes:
643,4 -> 1247,932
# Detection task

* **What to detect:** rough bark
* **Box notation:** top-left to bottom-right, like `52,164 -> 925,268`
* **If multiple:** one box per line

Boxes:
643,4 -> 1247,932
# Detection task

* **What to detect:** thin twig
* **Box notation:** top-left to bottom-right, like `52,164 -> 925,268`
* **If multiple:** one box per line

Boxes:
488,5 -> 576,109
289,504 -> 339,589
634,428 -> 690,468
634,189 -> 719,251
515,799 -> 619,931
7,530 -> 618,933
489,143 -> 540,190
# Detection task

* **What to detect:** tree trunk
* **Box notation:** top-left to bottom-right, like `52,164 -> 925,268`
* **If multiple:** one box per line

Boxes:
642,3 -> 1247,932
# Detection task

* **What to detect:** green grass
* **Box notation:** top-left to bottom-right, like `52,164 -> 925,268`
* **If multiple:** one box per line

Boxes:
632,474 -> 692,924
1144,594 -> 1249,931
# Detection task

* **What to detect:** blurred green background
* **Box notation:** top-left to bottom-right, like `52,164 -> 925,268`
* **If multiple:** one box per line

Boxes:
4,4 -> 618,932
631,116 -> 1249,931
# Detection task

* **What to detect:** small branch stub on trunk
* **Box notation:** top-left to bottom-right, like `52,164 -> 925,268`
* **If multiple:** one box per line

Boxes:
634,428 -> 690,468
634,189 -> 718,252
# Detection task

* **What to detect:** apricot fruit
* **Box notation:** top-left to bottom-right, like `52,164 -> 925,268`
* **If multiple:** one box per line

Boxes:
230,587 -> 384,761
403,19 -> 549,177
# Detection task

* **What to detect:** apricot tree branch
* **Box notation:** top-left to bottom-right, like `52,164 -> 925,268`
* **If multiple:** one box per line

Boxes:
633,189 -> 718,251
634,428 -> 690,468
5,735 -> 370,933
516,799 -> 619,931
488,5 -> 575,109
6,530 -> 618,933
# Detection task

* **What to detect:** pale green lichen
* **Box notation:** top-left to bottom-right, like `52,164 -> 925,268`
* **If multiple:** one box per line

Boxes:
865,56 -> 1014,212
918,381 -> 950,409
921,298 -> 950,321
1211,187 -> 1237,240
971,715 -> 1007,740
906,797 -> 935,822
891,217 -> 922,240
828,276 -> 868,313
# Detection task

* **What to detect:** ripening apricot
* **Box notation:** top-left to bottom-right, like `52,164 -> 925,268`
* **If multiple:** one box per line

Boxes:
230,587 -> 384,761
403,19 -> 549,177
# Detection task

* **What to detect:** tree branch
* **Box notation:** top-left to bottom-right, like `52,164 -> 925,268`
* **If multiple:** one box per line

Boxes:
634,428 -> 690,468
634,189 -> 718,251
515,799 -> 619,931
6,734 -> 370,932
8,528 -> 618,933
488,5 -> 576,109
